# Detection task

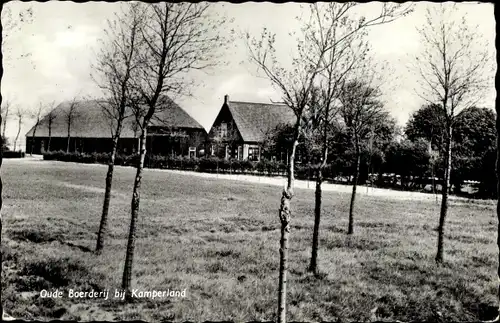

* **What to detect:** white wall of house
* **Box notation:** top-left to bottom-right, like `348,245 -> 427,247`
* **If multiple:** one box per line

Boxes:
243,144 -> 249,160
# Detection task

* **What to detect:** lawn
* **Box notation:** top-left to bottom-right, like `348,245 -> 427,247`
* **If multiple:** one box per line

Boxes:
1,159 -> 499,322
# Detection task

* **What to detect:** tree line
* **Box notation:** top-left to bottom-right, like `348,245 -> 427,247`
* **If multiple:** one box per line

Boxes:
262,103 -> 496,198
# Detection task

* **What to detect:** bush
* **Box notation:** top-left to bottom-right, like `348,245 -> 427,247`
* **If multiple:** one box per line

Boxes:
3,150 -> 25,158
218,158 -> 231,171
43,151 -> 66,161
95,152 -> 110,164
42,149 -> 304,178
182,156 -> 199,170
255,159 -> 269,174
241,160 -> 255,173
198,156 -> 219,172
1,136 -> 10,152
148,155 -> 167,168
296,163 -> 316,180
122,154 -> 139,167
277,162 -> 287,175
229,159 -> 241,172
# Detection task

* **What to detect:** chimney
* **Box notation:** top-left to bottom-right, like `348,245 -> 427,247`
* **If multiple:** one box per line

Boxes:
224,94 -> 229,104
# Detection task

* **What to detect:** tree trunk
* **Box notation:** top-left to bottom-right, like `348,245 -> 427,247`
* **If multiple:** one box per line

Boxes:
96,130 -> 121,253
436,124 -> 452,263
66,123 -> 71,153
31,125 -> 37,156
309,147 -> 327,275
1,118 -> 6,138
348,142 -> 361,235
14,118 -> 21,152
48,124 -> 52,151
277,133 -> 299,323
122,127 -> 147,299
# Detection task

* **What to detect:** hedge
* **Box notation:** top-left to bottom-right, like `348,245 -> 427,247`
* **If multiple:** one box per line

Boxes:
42,150 -> 325,179
40,150 -> 457,195
2,151 -> 25,158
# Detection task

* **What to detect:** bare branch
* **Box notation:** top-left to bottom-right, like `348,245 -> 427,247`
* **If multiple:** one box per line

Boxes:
412,5 -> 494,121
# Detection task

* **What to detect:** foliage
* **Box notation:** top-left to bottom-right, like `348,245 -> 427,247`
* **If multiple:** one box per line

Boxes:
3,150 -> 25,159
405,104 -> 447,153
405,105 -> 497,194
383,139 -> 432,189
1,136 -> 10,152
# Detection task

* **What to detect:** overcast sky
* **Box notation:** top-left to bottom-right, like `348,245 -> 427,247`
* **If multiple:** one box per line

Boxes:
1,1 -> 496,146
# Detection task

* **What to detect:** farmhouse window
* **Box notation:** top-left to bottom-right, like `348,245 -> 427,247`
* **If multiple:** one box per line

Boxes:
238,146 -> 243,160
219,123 -> 227,138
189,146 -> 196,158
248,146 -> 260,161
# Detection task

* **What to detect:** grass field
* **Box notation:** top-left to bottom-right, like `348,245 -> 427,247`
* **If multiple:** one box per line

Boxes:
1,159 -> 499,322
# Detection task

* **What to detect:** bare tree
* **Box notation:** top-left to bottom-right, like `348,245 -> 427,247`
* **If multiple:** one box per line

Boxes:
13,106 -> 26,152
65,97 -> 80,153
92,3 -> 143,254
246,4 -> 412,321
2,4 -> 33,67
29,102 -> 45,155
44,102 -> 57,152
1,100 -> 10,139
305,3 -> 378,275
246,26 -> 324,323
121,2 -> 230,298
338,77 -> 389,235
412,4 -> 494,263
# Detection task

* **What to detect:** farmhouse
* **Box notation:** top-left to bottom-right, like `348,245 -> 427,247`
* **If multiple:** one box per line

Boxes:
25,97 -> 208,157
207,95 -> 296,161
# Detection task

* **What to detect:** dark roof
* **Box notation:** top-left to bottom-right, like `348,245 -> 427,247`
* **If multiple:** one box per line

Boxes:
226,100 -> 296,142
26,98 -> 204,138
150,96 -> 204,129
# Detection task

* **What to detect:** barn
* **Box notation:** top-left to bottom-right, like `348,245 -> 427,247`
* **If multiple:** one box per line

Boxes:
25,97 -> 208,158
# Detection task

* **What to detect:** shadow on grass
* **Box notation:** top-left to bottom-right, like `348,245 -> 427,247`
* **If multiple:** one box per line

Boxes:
9,229 -> 93,253
363,258 -> 498,322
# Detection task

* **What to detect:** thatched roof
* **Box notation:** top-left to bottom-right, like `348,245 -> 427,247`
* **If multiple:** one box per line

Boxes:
226,100 -> 296,142
25,98 -> 204,138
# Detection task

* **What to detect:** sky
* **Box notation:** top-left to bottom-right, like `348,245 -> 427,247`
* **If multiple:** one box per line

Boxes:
1,1 -> 496,150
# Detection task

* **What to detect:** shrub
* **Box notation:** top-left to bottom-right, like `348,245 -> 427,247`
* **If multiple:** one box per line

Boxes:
218,158 -> 231,171
230,159 -> 242,173
255,159 -> 268,174
296,163 -> 316,180
183,157 -> 199,170
3,150 -> 25,158
266,160 -> 281,174
1,136 -> 9,152
95,152 -> 110,164
148,155 -> 167,168
198,156 -> 218,172
122,154 -> 139,167
277,162 -> 287,175
42,149 -> 306,179
241,160 -> 255,173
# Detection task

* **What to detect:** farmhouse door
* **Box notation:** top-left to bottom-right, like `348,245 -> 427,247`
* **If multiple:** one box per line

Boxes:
189,147 -> 196,159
